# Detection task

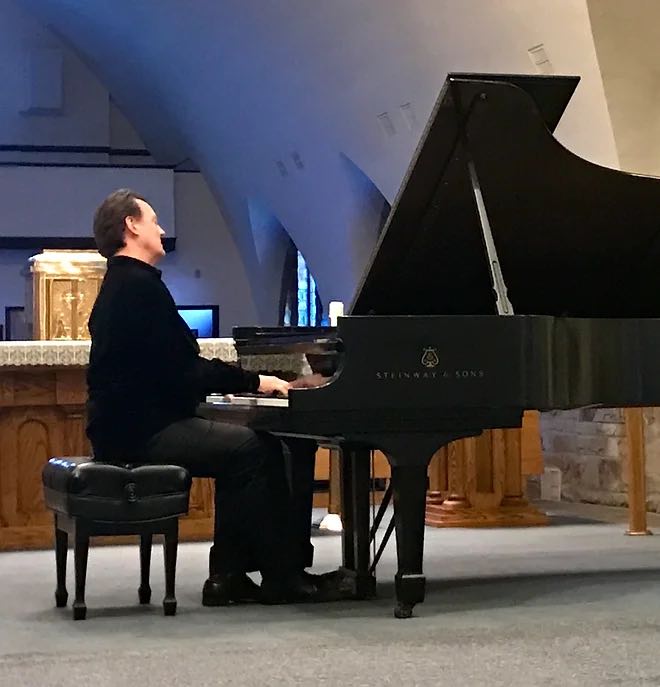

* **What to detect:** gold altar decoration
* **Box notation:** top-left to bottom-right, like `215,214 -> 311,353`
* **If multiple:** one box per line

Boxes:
28,250 -> 107,341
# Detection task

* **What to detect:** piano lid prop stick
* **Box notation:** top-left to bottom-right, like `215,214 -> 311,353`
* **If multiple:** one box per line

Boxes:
466,159 -> 514,316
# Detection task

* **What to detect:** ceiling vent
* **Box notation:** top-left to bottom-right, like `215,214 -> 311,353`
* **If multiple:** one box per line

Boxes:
528,43 -> 554,74
377,112 -> 396,137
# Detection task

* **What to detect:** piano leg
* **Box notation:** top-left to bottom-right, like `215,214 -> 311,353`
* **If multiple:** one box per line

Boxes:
390,463 -> 429,619
339,445 -> 376,599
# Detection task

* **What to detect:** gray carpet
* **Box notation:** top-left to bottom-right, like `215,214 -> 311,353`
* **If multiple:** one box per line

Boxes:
3,503 -> 660,686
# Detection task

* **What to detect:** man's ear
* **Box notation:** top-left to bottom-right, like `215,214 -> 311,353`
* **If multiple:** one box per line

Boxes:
124,215 -> 139,237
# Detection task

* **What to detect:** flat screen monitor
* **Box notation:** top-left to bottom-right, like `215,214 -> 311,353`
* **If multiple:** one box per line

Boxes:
176,305 -> 219,338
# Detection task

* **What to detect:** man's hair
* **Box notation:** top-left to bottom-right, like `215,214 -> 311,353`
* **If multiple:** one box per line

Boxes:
93,188 -> 148,258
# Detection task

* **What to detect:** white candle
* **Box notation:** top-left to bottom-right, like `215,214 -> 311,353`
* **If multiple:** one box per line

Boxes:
328,301 -> 344,326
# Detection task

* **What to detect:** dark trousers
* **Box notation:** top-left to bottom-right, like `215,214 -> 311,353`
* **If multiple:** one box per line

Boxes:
141,417 -> 316,579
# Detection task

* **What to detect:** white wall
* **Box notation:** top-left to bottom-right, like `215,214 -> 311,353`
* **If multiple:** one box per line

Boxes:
0,166 -> 175,238
162,173 -> 258,335
109,102 -> 145,151
0,0 -> 108,149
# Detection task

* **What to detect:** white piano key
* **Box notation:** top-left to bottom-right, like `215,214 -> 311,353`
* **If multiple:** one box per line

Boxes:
205,394 -> 289,407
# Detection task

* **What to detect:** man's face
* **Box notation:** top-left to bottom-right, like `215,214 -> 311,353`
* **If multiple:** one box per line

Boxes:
126,199 -> 166,262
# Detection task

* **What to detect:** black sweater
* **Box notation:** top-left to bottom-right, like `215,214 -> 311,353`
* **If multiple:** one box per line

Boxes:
86,256 -> 259,457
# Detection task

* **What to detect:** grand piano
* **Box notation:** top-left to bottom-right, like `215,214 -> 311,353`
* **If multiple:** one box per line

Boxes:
199,73 -> 660,618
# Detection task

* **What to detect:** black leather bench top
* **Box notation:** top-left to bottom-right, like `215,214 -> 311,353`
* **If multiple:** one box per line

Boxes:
43,457 -> 191,522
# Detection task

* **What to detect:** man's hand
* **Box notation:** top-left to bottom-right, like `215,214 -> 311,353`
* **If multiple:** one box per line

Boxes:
289,373 -> 329,389
258,375 -> 291,397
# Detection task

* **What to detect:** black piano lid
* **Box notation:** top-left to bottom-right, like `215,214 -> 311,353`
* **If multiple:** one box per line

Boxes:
349,73 -> 660,319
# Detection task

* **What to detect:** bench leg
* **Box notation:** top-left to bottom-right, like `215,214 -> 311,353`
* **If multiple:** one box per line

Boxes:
73,526 -> 89,620
54,521 -> 68,608
162,520 -> 178,616
138,534 -> 152,604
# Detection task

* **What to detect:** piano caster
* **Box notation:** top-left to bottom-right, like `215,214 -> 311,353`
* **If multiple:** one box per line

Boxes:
394,573 -> 425,620
394,602 -> 414,619
163,597 -> 177,616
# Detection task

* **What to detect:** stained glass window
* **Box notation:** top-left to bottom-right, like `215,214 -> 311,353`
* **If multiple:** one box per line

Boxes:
282,249 -> 326,326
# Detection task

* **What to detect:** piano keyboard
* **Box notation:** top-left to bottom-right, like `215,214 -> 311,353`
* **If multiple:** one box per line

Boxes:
205,394 -> 289,408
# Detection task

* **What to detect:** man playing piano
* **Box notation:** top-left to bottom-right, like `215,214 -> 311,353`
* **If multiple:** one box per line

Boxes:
86,188 -> 327,605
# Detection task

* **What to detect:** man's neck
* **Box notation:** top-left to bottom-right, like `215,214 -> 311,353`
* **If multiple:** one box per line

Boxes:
113,246 -> 158,266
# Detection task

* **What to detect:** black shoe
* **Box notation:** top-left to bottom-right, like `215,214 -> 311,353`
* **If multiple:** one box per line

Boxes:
259,574 -> 321,605
202,572 -> 261,607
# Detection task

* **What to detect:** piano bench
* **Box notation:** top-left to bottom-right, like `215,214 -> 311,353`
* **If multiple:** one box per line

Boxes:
42,457 -> 191,620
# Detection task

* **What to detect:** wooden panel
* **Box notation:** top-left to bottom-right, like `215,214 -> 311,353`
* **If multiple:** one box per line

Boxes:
0,368 -> 91,550
61,408 -> 87,457
426,423 -> 548,528
0,406 -> 71,531
475,432 -> 493,493
521,410 -> 543,475
315,447 -> 390,513
16,416 -> 52,526
12,371 -> 57,407
428,446 -> 448,492
0,373 -> 15,407
186,478 -> 215,521
315,447 -> 331,480
0,408 -> 17,528
55,369 -> 87,405
315,447 -> 390,481
0,525 -> 54,551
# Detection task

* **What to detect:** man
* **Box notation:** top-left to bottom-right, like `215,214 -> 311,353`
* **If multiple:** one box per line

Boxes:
86,188 -> 322,605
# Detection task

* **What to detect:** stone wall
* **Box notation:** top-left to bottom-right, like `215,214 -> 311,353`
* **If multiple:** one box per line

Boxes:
540,408 -> 660,510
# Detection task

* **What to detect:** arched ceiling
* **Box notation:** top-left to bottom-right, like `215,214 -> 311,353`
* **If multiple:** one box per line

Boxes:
18,0 -> 618,318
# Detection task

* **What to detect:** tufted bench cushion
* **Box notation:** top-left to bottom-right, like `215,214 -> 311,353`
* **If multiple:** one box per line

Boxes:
42,457 -> 191,522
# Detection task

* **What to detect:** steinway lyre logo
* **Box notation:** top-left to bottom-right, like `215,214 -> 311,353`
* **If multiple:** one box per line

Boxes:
421,347 -> 439,368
